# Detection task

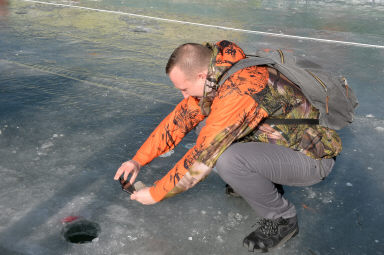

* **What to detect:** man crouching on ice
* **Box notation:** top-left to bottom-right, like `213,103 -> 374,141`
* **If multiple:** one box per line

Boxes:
114,40 -> 341,252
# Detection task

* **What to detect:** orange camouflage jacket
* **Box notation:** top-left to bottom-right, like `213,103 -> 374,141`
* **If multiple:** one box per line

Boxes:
132,40 -> 341,202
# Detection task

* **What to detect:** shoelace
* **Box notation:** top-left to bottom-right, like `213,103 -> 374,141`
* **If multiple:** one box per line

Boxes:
252,218 -> 287,237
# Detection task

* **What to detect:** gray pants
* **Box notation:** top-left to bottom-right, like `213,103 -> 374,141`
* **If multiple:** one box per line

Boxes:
215,142 -> 335,220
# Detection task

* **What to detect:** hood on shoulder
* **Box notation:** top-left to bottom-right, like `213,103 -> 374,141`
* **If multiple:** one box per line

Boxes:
199,40 -> 246,115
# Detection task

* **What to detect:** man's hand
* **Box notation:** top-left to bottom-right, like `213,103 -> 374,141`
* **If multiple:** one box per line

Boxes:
114,160 -> 141,185
130,187 -> 157,205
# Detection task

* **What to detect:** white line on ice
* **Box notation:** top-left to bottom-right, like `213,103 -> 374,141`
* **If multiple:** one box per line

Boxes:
5,59 -> 176,105
22,0 -> 384,49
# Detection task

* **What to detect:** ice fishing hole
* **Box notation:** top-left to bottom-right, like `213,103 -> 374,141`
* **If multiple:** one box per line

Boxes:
62,219 -> 101,244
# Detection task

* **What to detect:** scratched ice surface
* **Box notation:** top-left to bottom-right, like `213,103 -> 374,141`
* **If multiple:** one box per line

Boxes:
0,0 -> 383,254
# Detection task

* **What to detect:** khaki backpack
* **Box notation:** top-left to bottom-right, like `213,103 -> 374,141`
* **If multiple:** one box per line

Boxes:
218,49 -> 358,130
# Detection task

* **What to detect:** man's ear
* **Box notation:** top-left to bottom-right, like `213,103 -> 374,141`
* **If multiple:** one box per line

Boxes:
197,71 -> 207,80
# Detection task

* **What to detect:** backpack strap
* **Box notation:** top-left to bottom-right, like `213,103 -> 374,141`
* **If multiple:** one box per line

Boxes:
218,57 -> 275,86
264,118 -> 319,125
219,57 -> 320,126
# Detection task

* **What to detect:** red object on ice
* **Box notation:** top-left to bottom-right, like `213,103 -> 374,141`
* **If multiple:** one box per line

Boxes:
61,216 -> 80,223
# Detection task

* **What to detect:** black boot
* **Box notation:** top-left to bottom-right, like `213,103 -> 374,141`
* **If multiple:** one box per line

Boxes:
225,184 -> 241,197
243,216 -> 299,253
274,183 -> 285,196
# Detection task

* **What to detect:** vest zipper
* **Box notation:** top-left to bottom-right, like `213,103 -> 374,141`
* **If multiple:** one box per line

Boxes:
277,49 -> 285,64
306,70 -> 329,114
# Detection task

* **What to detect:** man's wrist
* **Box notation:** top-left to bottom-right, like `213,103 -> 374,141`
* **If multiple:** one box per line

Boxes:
129,159 -> 141,170
132,154 -> 147,167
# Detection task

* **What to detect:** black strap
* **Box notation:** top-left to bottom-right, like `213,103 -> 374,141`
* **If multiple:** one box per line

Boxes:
264,118 -> 319,125
218,57 -> 275,86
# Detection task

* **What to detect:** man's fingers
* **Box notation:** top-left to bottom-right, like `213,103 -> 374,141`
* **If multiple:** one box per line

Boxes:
129,171 -> 138,185
130,191 -> 137,200
114,161 -> 139,182
123,169 -> 130,181
116,162 -> 129,179
114,163 -> 130,180
113,167 -> 124,180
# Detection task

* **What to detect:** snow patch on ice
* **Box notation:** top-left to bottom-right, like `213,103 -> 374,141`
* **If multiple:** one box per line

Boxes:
41,141 -> 54,149
126,235 -> 138,241
183,143 -> 195,149
224,212 -> 246,231
305,187 -> 317,199
216,235 -> 224,243
303,187 -> 335,204
159,150 -> 174,158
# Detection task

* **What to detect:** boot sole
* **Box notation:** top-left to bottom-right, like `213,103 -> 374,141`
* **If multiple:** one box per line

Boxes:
248,227 -> 299,253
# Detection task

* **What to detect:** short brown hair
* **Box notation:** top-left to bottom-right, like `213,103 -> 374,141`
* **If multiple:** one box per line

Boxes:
165,43 -> 212,79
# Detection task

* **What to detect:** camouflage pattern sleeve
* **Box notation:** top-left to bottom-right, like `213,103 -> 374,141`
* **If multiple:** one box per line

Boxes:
149,92 -> 268,202
132,96 -> 205,167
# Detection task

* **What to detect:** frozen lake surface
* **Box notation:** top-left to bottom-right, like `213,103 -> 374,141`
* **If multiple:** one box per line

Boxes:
0,0 -> 383,254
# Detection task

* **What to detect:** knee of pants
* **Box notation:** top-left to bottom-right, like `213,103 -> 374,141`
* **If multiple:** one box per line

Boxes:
215,145 -> 241,178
